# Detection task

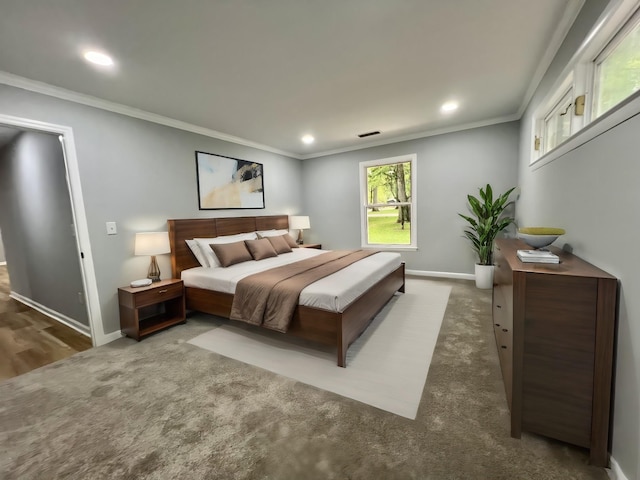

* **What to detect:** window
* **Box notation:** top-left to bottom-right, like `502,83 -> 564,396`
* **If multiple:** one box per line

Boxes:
532,1 -> 640,164
593,8 -> 640,118
359,154 -> 417,249
543,88 -> 574,153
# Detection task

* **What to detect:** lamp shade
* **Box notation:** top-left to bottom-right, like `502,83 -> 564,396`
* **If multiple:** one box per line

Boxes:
134,232 -> 170,256
289,216 -> 310,230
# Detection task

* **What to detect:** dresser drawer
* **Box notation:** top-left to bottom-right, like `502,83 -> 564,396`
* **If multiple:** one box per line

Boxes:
493,248 -> 512,286
134,282 -> 183,308
493,286 -> 512,332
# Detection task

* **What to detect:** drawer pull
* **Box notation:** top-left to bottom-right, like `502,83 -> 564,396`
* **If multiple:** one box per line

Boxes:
501,345 -> 507,349
158,289 -> 168,294
502,328 -> 508,333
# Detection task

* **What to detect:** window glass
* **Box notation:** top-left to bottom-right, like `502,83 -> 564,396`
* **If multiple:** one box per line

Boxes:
594,11 -> 640,118
543,89 -> 573,153
360,156 -> 416,248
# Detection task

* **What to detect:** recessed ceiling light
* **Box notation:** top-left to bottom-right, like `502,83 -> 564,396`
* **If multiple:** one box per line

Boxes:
83,51 -> 114,66
301,134 -> 315,145
441,101 -> 459,113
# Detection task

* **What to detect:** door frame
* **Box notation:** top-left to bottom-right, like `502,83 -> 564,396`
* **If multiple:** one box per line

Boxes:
0,113 -> 105,346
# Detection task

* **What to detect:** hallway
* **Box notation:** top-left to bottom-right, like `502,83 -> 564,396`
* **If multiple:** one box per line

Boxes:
0,265 -> 92,381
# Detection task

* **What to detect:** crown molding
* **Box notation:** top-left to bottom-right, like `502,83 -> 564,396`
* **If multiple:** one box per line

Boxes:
299,113 -> 521,159
517,0 -> 585,117
0,71 -> 300,159
0,71 -> 519,161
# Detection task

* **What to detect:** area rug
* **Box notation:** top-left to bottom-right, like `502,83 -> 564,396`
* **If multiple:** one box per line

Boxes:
188,278 -> 451,419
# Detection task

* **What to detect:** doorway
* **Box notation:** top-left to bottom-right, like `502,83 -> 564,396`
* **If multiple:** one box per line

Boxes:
0,114 -> 103,346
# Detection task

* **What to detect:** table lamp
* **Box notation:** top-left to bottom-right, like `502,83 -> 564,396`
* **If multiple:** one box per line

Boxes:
289,216 -> 310,245
135,232 -> 170,282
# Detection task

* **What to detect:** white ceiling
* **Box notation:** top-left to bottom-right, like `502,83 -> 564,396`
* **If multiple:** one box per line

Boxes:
0,0 -> 578,158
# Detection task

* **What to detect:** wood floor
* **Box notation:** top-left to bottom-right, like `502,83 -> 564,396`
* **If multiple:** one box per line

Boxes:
0,265 -> 92,381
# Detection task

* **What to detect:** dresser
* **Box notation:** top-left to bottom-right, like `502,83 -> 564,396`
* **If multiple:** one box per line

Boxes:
492,238 -> 617,467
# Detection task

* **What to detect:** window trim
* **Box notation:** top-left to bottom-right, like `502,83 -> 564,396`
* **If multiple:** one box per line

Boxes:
531,0 -> 640,166
359,154 -> 417,250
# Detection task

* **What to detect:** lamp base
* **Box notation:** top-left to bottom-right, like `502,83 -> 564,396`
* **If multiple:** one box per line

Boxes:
296,230 -> 304,245
148,255 -> 161,282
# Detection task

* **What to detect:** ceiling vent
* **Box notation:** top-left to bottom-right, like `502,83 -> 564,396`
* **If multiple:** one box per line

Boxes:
357,130 -> 381,138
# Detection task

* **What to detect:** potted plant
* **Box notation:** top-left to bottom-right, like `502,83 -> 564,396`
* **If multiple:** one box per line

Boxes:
459,184 -> 515,288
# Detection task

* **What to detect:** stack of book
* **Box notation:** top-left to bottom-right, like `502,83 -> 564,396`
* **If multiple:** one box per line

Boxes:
516,249 -> 560,264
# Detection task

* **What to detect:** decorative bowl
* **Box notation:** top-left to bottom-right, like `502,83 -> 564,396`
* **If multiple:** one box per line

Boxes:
517,227 -> 566,249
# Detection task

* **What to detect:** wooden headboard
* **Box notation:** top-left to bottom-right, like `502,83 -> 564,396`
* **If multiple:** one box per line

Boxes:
167,215 -> 289,278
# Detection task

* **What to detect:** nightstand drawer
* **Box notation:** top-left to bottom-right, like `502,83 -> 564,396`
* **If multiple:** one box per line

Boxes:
134,282 -> 183,307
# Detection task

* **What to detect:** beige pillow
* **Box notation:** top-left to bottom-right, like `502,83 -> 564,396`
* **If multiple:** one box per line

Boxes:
195,232 -> 257,267
266,234 -> 292,254
209,241 -> 253,268
245,238 -> 278,261
282,233 -> 299,248
257,230 -> 298,248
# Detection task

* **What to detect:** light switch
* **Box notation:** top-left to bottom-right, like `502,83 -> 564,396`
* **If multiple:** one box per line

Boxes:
106,222 -> 117,235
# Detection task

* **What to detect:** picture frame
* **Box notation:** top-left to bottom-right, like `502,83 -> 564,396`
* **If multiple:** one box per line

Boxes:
195,151 -> 265,210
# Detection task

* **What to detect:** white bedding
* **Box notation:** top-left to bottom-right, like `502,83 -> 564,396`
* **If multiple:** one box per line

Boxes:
181,248 -> 402,312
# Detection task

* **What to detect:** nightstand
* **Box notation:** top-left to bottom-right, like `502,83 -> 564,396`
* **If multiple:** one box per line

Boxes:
299,243 -> 321,249
118,279 -> 185,341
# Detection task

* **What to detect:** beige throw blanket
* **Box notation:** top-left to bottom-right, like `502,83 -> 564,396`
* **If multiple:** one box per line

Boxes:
230,250 -> 379,332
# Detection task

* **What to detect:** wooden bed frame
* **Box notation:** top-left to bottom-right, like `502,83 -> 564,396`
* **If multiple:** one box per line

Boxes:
167,215 -> 405,367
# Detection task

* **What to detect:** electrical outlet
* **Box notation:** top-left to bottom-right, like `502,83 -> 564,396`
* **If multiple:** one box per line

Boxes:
106,222 -> 117,235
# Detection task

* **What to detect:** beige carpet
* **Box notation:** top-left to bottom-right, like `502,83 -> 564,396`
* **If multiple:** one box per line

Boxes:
188,278 -> 452,419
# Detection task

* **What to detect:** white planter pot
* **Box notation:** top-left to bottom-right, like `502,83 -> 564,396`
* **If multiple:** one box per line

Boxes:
475,263 -> 494,289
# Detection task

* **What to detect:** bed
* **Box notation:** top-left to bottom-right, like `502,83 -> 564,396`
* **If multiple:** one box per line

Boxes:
168,215 -> 405,367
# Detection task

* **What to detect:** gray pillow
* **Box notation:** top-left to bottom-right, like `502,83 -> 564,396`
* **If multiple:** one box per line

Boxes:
245,238 -> 278,261
266,235 -> 293,254
209,241 -> 253,267
282,233 -> 299,248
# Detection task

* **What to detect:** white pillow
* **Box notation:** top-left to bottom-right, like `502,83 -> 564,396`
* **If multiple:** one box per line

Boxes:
256,229 -> 289,237
195,232 -> 257,268
185,239 -> 209,267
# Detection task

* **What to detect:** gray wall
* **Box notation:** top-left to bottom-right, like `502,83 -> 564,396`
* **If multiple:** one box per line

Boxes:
517,0 -> 639,477
0,84 -> 303,337
0,131 -> 88,326
0,230 -> 4,263
301,122 -> 520,274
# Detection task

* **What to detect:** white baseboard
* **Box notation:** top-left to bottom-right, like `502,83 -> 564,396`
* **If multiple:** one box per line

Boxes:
406,269 -> 475,281
101,330 -> 125,344
9,291 -> 91,337
0,261 -> 6,266
607,456 -> 630,480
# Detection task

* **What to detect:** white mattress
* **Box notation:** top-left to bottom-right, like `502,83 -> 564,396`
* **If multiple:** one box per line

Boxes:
181,248 -> 402,312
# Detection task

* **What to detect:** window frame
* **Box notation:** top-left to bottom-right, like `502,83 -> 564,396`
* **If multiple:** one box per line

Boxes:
359,154 -> 417,250
591,6 -> 640,119
531,0 -> 640,166
542,86 -> 574,153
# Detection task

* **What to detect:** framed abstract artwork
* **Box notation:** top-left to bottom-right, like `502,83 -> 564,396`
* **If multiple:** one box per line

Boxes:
195,151 -> 265,210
